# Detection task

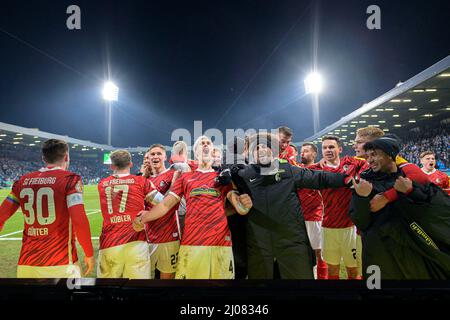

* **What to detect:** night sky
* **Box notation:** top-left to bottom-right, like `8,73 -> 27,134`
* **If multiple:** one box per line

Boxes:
1,0 -> 449,147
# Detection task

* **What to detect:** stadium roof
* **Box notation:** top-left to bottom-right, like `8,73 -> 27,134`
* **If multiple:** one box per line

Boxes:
0,122 -> 171,155
0,121 -> 115,152
301,54 -> 450,147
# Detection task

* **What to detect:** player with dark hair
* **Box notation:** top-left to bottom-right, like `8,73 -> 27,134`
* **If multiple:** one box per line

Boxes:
277,126 -> 296,163
351,137 -> 450,279
298,142 -> 327,279
0,139 -> 94,278
309,135 -> 368,279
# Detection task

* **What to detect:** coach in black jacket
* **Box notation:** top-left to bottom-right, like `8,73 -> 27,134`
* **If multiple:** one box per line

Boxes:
350,137 -> 450,279
232,133 -> 349,279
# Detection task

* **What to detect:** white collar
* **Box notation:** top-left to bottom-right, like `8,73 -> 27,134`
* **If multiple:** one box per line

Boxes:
150,168 -> 170,177
39,166 -> 63,172
421,168 -> 436,175
113,173 -> 131,178
325,161 -> 340,169
196,168 -> 215,173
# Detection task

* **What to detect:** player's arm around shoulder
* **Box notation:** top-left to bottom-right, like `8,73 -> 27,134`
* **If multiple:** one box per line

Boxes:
226,189 -> 253,215
133,193 -> 180,231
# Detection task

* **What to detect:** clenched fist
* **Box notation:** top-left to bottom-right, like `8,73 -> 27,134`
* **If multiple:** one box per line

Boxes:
238,194 -> 253,211
352,177 -> 373,197
133,213 -> 145,232
394,176 -> 413,194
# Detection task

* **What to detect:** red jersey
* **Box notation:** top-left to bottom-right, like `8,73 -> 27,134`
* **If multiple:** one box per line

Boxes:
169,169 -> 233,246
279,146 -> 297,164
10,167 -> 84,266
146,169 -> 179,243
422,169 -> 449,190
294,163 -> 323,221
309,156 -> 368,228
98,174 -> 154,249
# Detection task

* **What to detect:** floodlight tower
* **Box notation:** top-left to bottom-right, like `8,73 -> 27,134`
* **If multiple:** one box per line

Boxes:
102,81 -> 119,146
304,72 -> 323,134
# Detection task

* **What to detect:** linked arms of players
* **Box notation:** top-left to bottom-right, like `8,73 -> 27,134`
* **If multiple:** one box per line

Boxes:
133,193 -> 180,231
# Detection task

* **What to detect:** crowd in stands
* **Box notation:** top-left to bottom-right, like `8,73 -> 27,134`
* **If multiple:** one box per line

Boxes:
400,126 -> 449,169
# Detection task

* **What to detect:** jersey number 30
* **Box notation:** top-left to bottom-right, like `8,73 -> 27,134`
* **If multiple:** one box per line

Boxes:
20,187 -> 56,225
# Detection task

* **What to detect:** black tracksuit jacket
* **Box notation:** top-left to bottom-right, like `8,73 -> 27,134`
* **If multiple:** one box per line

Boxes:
234,159 -> 347,279
350,168 -> 450,279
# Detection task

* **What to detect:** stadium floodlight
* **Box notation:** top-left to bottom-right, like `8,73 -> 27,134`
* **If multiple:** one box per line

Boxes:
304,71 -> 323,134
102,81 -> 119,101
304,72 -> 323,94
102,81 -> 119,146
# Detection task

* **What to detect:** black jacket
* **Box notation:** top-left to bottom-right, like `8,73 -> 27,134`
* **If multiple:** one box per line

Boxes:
350,168 -> 450,279
232,160 -> 345,278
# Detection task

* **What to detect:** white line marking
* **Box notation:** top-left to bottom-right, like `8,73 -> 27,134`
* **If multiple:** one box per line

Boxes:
0,237 -> 99,241
0,210 -> 101,238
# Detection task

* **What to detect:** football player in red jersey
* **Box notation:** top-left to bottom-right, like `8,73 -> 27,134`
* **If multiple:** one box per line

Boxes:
0,139 -> 94,278
420,151 -> 449,192
142,144 -> 181,279
309,136 -> 368,279
97,150 -> 164,279
133,136 -> 253,279
298,142 -> 327,279
277,126 -> 296,163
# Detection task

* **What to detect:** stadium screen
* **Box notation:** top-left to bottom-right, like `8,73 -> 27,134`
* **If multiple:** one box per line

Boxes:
103,152 -> 112,165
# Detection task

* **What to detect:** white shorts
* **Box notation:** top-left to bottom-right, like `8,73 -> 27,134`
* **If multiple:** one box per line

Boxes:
322,226 -> 357,268
175,245 -> 234,280
149,240 -> 180,277
17,264 -> 81,278
305,220 -> 322,250
97,241 -> 150,279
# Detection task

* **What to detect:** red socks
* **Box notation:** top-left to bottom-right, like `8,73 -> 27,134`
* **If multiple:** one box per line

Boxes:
317,259 -> 328,280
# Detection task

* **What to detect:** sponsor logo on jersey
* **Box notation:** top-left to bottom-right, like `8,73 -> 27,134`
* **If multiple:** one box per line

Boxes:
190,188 -> 220,197
436,178 -> 441,183
160,181 -> 167,188
343,165 -> 349,172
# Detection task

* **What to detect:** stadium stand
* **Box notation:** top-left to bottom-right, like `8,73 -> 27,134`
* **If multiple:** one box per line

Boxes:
401,124 -> 449,169
301,55 -> 450,173
0,141 -> 146,188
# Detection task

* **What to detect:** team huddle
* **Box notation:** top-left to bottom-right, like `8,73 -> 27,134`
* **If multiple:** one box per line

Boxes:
0,126 -> 449,280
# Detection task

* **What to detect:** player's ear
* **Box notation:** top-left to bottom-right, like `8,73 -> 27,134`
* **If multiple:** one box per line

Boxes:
110,164 -> 115,171
130,162 -> 134,168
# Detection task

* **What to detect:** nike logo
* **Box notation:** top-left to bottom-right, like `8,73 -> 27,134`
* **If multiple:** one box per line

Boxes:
249,178 -> 257,182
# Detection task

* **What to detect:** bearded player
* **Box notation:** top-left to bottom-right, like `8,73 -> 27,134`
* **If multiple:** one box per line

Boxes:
0,139 -> 94,278
298,142 -> 327,279
142,144 -> 181,279
133,136 -> 253,279
97,149 -> 165,279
